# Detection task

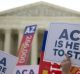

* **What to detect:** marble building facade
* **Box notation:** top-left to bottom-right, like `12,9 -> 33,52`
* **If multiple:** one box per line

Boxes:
0,1 -> 80,64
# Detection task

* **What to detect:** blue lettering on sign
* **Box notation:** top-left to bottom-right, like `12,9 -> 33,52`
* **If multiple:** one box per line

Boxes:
59,29 -> 68,40
22,70 -> 27,74
29,69 -> 34,74
16,69 -> 34,74
16,70 -> 20,74
53,29 -> 80,60
59,29 -> 80,41
0,57 -> 7,74
53,48 -> 80,60
16,70 -> 27,74
24,25 -> 37,34
0,57 -> 6,66
70,30 -> 80,41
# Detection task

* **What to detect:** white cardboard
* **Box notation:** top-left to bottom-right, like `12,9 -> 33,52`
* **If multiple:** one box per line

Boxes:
44,23 -> 80,67
13,65 -> 39,74
0,50 -> 18,74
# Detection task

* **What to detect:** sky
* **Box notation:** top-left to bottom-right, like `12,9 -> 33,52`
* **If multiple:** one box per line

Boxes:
0,0 -> 80,12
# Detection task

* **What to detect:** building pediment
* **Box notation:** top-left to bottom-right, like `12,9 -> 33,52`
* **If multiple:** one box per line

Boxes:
0,1 -> 80,17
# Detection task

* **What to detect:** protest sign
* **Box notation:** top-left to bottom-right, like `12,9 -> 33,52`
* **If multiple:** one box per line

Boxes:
0,50 -> 18,74
17,25 -> 37,65
44,23 -> 80,67
39,31 -> 62,74
12,65 -> 39,74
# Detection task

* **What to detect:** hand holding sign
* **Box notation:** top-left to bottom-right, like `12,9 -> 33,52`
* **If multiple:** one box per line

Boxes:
61,54 -> 71,74
44,23 -> 80,67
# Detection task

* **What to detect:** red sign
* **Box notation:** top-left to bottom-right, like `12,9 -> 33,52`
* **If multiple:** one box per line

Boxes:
39,51 -> 62,74
39,29 -> 80,74
39,31 -> 62,74
17,25 -> 37,65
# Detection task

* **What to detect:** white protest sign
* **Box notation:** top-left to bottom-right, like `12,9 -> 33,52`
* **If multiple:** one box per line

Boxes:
44,23 -> 80,67
0,50 -> 18,74
13,65 -> 39,74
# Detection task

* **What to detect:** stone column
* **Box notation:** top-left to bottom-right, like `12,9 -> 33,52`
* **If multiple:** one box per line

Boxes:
18,29 -> 23,49
4,29 -> 11,53
31,32 -> 38,65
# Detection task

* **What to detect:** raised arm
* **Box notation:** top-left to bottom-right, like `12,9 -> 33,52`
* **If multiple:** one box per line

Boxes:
61,54 -> 71,74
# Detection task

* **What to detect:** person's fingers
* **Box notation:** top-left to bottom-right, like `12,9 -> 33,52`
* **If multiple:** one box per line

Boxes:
65,54 -> 69,58
61,58 -> 71,67
61,61 -> 71,68
61,59 -> 67,63
65,54 -> 71,61
60,54 -> 71,68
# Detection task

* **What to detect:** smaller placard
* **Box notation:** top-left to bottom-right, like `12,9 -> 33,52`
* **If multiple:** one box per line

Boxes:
13,65 -> 39,74
0,50 -> 18,74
